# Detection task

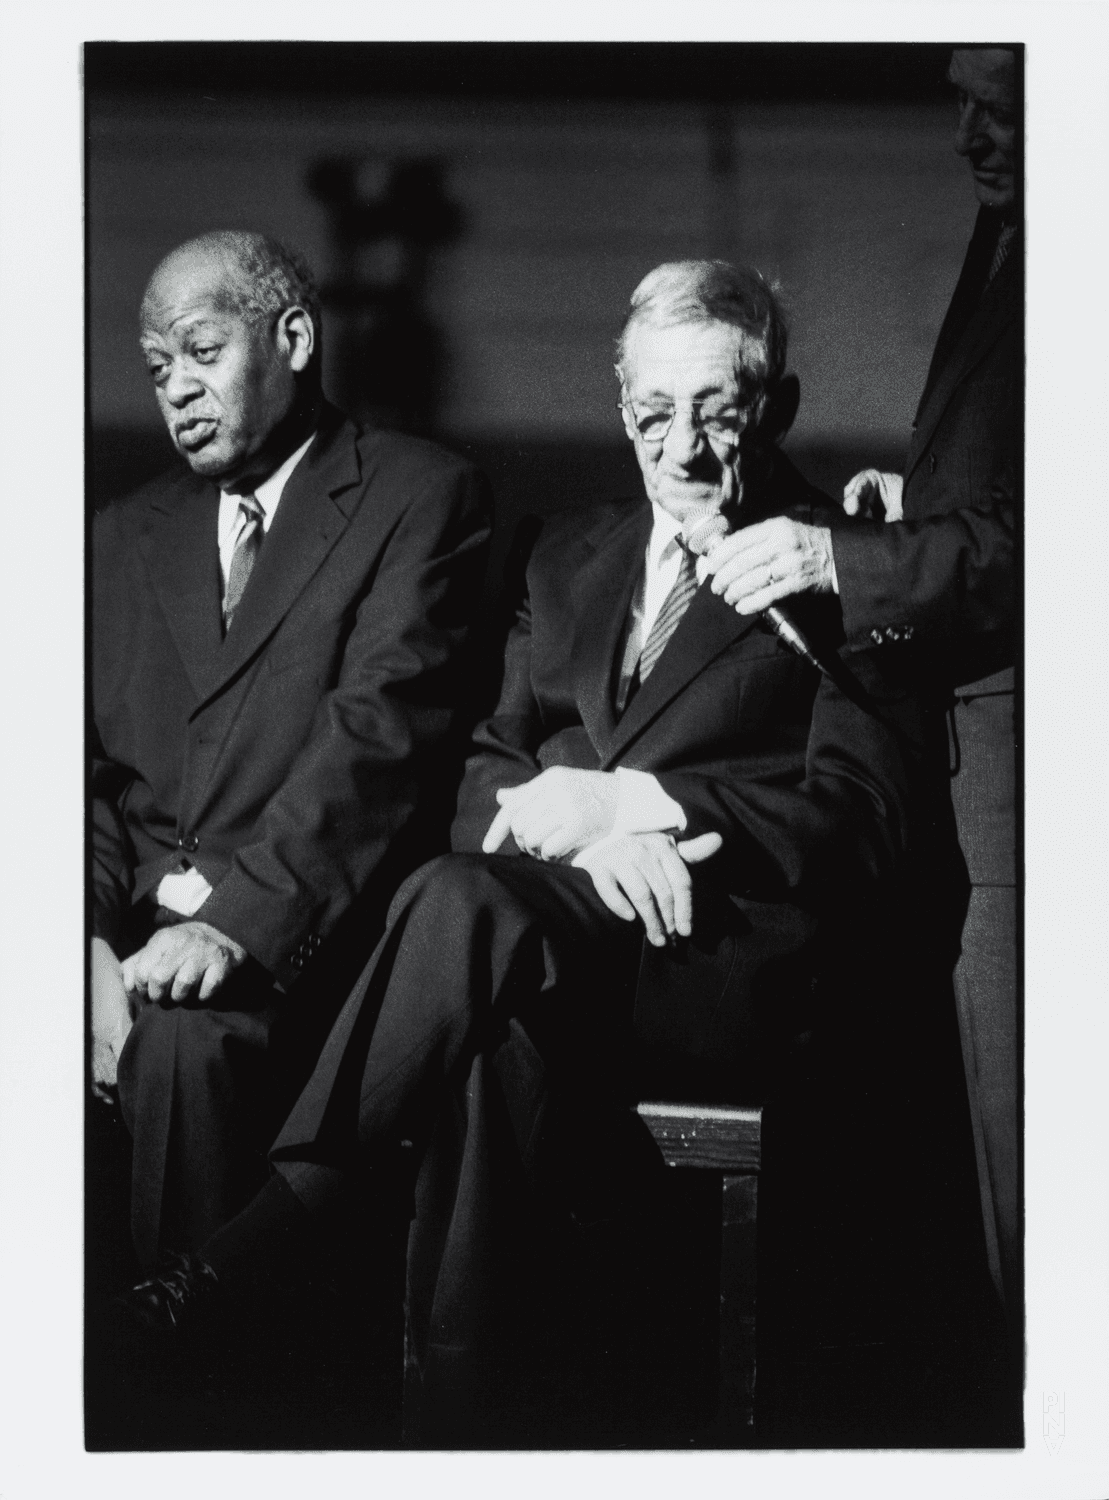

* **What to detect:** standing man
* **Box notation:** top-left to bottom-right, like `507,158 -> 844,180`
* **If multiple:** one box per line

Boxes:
120,261 -> 929,1442
92,231 -> 492,1270
701,48 -> 1021,1330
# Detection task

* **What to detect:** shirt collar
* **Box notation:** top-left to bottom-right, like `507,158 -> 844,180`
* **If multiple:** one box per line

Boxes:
646,501 -> 687,570
218,430 -> 317,542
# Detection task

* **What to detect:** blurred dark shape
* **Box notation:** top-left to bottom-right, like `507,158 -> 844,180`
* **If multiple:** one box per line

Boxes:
309,157 -> 464,433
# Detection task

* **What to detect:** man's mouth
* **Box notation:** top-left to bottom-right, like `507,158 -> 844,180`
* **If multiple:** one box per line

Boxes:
175,417 -> 217,451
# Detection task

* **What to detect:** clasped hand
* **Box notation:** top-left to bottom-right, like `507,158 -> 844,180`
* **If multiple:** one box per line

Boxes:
576,830 -> 723,946
121,920 -> 247,1004
702,515 -> 836,614
483,766 -> 621,861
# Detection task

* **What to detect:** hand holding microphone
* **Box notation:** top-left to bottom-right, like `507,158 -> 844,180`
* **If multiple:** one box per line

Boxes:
682,506 -> 828,671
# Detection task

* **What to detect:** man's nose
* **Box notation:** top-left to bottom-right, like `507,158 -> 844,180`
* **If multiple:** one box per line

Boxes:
161,362 -> 205,407
663,408 -> 703,463
954,99 -> 985,156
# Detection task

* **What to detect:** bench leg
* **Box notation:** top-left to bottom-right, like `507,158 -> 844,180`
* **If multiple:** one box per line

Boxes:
714,1171 -> 758,1443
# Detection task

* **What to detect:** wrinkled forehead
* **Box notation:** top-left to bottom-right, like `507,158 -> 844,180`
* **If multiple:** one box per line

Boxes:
621,318 -> 747,398
948,48 -> 1017,109
140,248 -> 248,340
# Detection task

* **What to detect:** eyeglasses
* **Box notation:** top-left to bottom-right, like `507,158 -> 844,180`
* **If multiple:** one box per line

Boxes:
618,399 -> 749,446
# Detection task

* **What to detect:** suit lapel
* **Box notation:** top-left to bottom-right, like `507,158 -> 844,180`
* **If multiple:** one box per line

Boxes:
905,249 -> 1019,482
198,407 -> 366,706
138,479 -> 224,700
570,503 -> 651,754
600,578 -> 757,768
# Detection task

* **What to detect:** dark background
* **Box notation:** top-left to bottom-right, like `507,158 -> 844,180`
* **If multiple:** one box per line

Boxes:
87,40 -> 974,587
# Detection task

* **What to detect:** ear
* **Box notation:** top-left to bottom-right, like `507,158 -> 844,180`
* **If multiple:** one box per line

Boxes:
275,306 -> 315,374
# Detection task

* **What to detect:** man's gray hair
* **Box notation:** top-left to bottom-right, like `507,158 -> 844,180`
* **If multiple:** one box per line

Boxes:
196,229 -> 321,334
615,259 -> 788,420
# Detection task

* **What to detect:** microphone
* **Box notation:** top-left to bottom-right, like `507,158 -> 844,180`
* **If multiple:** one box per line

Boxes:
682,507 -> 825,672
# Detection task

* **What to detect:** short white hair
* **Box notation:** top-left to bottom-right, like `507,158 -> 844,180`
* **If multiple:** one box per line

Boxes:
615,259 -> 788,423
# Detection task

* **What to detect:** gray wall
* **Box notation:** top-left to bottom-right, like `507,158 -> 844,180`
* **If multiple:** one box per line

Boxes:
89,89 -> 973,474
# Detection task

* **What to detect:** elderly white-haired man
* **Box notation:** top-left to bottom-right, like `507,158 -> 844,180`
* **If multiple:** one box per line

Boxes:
118,258 -> 934,1442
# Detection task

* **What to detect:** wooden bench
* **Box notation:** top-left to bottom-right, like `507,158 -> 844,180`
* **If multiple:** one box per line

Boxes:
637,1101 -> 762,1444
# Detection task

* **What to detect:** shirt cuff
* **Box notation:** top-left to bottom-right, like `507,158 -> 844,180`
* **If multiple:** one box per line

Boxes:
156,865 -> 214,918
612,767 -> 687,836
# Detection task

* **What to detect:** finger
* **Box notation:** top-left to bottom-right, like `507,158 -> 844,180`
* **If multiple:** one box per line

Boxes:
677,832 -> 723,864
91,1040 -> 118,1090
617,866 -> 666,947
723,577 -> 794,615
482,804 -> 515,853
198,957 -> 231,1002
170,953 -> 208,1002
494,780 -> 533,808
657,842 -> 694,936
120,954 -> 140,993
130,932 -> 172,991
706,534 -> 779,588
590,867 -> 637,923
711,540 -> 799,599
843,468 -> 877,498
509,805 -> 565,854
638,850 -> 677,936
539,828 -> 578,861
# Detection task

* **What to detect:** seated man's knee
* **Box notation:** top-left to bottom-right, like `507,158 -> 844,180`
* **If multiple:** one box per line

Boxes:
396,851 -> 513,924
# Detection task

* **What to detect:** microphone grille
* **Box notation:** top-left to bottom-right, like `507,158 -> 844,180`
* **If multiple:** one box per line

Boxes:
682,507 -> 730,556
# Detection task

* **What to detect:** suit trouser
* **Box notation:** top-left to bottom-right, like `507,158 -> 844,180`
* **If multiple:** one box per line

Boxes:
268,852 -> 678,1437
949,681 -> 1018,1331
116,976 -> 286,1272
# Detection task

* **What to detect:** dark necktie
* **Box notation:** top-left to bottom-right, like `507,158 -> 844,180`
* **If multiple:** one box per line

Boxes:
987,222 -> 1018,284
636,542 -> 699,684
223,494 -> 264,630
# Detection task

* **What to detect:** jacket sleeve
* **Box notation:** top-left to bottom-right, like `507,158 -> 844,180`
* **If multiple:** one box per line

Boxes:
450,592 -> 544,853
91,509 -> 137,953
654,650 -> 929,908
829,495 -> 1015,685
91,726 -> 135,951
195,464 -> 492,985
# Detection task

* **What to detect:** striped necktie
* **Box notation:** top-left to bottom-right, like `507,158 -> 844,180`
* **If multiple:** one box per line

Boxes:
636,541 -> 699,684
223,494 -> 265,630
987,222 -> 1018,284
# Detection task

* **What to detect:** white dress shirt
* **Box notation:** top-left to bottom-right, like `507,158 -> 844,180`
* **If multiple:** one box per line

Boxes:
572,501 -> 697,864
157,431 -> 317,919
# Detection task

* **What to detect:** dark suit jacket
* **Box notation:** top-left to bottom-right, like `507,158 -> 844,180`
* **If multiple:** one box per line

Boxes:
451,449 -> 926,1088
92,403 -> 492,990
831,209 -> 1020,690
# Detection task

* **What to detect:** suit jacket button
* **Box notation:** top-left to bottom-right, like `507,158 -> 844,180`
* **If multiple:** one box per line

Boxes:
885,626 -> 899,641
929,453 -> 937,474
179,832 -> 199,853
290,953 -> 303,971
870,628 -> 884,646
903,625 -> 914,640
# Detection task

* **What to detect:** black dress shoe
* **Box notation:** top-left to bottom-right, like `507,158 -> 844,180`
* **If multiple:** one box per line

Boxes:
116,1252 -> 221,1338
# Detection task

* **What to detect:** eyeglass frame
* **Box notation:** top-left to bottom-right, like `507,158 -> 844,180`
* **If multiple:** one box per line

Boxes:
617,396 -> 752,447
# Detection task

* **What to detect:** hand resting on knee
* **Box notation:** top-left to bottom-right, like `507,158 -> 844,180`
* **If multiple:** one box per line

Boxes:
121,921 -> 248,1005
